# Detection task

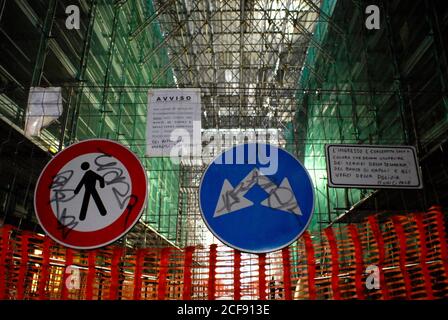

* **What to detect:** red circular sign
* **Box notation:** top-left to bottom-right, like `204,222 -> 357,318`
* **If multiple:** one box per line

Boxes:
34,139 -> 147,249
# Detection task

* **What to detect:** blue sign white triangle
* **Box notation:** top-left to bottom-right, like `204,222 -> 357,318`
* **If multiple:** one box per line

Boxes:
199,143 -> 315,253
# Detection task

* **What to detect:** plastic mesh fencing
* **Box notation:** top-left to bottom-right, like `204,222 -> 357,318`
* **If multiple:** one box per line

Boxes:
0,206 -> 447,300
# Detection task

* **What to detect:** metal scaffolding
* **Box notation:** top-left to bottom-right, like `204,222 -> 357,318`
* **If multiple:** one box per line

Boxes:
151,0 -> 321,129
0,0 -> 447,250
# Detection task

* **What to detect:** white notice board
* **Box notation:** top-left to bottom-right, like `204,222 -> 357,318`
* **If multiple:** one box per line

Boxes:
325,144 -> 423,189
146,88 -> 201,157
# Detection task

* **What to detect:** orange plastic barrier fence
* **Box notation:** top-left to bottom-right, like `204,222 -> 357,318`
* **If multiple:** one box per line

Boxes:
0,206 -> 447,300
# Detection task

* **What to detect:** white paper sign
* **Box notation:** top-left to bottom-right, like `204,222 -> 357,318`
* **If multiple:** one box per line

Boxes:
146,89 -> 201,158
25,87 -> 63,137
325,144 -> 422,189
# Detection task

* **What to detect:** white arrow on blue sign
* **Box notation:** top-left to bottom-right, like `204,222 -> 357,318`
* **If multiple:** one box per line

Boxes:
199,143 -> 315,254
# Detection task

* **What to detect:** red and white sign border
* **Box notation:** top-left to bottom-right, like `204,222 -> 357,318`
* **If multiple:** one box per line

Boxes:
34,139 -> 148,250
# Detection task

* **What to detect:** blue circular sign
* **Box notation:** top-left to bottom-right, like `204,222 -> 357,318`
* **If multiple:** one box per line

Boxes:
199,143 -> 315,253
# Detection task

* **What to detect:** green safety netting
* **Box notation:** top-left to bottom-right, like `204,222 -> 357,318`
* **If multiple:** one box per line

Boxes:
67,0 -> 180,243
3,0 -> 443,247
289,0 -> 407,232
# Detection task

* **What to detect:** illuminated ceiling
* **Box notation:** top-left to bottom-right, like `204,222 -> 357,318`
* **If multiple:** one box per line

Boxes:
150,0 -> 322,130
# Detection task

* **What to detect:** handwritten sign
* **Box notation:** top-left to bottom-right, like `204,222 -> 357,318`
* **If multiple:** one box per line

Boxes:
34,139 -> 147,249
325,144 -> 422,189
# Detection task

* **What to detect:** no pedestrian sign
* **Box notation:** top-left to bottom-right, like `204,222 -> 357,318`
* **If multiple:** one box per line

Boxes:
34,139 -> 147,249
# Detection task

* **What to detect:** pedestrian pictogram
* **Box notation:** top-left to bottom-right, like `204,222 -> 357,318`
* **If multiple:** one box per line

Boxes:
34,139 -> 147,250
74,161 -> 107,221
199,143 -> 315,254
